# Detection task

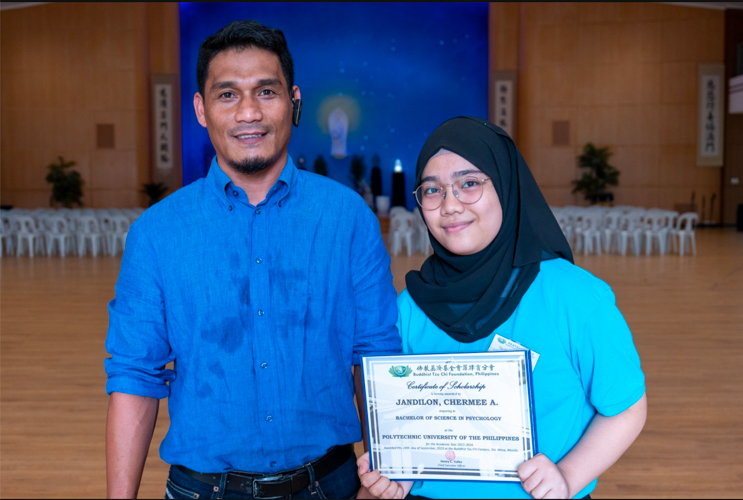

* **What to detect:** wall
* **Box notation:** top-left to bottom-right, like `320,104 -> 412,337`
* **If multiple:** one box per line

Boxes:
723,9 -> 743,225
499,3 -> 725,215
179,3 -> 488,210
0,3 -> 181,209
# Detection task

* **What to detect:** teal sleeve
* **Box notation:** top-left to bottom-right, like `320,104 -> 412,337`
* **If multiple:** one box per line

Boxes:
396,291 -> 407,353
574,290 -> 646,417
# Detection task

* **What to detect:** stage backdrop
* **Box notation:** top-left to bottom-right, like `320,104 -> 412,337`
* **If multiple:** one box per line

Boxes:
180,2 -> 488,209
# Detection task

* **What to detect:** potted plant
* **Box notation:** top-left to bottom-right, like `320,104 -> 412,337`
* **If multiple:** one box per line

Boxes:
141,182 -> 168,207
572,143 -> 620,205
45,156 -> 84,207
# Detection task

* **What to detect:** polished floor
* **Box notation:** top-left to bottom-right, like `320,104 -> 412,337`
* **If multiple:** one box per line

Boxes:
1,228 -> 742,498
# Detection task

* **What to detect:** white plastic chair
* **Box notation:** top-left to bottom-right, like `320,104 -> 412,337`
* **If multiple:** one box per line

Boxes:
551,207 -> 574,248
108,215 -> 130,256
44,216 -> 75,257
1,212 -> 16,256
663,211 -> 681,253
574,210 -> 603,255
389,210 -> 416,256
0,217 -> 7,257
76,215 -> 104,257
617,211 -> 644,256
675,212 -> 698,256
412,211 -> 431,255
97,213 -> 115,255
13,215 -> 43,257
601,211 -> 623,253
643,210 -> 670,255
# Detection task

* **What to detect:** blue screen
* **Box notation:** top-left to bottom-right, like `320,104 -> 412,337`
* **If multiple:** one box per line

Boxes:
180,2 -> 488,209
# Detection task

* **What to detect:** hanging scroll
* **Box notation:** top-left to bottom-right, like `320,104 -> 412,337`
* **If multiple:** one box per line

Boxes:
493,70 -> 517,141
697,64 -> 724,167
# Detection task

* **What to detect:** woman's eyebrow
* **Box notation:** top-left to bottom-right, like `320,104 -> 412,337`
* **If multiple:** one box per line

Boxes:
452,169 -> 483,177
420,175 -> 439,183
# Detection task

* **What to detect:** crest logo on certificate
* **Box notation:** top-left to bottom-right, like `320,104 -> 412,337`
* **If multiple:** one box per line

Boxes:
361,351 -> 538,482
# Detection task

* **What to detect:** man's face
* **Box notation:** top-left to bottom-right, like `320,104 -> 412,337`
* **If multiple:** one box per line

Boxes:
194,47 -> 298,175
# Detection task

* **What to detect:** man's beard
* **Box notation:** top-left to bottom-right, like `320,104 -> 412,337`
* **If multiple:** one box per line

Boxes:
228,154 -> 279,175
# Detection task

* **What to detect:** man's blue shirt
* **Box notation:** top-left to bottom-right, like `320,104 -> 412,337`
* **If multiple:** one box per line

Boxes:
105,156 -> 401,473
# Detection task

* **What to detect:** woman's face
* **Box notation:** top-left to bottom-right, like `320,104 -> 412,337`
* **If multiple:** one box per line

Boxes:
420,153 -> 503,256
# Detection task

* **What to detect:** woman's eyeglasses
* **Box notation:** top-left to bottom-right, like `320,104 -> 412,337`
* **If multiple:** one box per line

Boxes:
413,177 -> 491,210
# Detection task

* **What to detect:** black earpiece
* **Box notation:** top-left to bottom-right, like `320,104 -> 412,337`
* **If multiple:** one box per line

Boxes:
292,98 -> 302,127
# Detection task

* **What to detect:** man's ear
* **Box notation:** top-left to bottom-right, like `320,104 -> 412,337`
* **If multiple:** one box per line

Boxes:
193,92 -> 208,128
291,86 -> 302,127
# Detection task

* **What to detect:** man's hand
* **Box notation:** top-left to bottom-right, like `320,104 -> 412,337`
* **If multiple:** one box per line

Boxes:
517,453 -> 571,499
357,452 -> 412,499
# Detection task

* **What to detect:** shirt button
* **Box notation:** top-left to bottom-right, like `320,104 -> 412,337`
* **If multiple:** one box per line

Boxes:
261,362 -> 268,369
270,461 -> 277,468
278,201 -> 282,207
256,257 -> 262,264
266,415 -> 272,422
232,191 -> 238,197
256,207 -> 261,214
258,310 -> 265,316
228,206 -> 233,211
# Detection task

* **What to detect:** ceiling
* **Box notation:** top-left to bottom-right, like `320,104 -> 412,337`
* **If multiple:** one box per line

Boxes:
2,1 -> 743,10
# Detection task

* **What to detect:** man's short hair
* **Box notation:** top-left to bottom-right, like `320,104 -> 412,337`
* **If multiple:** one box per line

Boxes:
197,20 -> 294,96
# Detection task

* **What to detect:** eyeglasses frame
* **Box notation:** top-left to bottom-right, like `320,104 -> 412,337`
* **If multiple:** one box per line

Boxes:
412,177 -> 491,211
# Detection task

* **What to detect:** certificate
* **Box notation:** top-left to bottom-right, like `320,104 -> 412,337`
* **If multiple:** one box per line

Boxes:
361,351 -> 537,482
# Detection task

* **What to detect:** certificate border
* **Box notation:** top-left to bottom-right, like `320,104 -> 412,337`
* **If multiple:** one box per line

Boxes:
361,351 -> 538,482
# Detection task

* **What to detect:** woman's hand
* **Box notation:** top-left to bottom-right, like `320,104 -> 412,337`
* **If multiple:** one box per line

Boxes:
517,453 -> 571,499
357,452 -> 413,499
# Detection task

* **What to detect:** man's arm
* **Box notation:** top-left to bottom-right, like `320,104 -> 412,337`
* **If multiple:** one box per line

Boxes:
105,220 -> 174,498
354,366 -> 369,452
106,393 -> 160,499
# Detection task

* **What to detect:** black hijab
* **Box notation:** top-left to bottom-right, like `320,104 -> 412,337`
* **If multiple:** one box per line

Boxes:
405,117 -> 573,344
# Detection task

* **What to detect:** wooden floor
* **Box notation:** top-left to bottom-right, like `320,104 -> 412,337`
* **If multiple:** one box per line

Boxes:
1,228 -> 742,498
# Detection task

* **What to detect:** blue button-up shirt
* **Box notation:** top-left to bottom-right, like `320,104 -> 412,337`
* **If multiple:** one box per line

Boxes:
105,156 -> 400,473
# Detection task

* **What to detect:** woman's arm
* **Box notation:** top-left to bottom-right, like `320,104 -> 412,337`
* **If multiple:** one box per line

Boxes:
518,393 -> 647,499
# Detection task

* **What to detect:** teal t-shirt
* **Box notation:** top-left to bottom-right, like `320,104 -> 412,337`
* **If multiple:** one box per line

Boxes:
396,258 -> 645,499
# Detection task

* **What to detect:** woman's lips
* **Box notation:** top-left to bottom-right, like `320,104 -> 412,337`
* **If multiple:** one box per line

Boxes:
442,221 -> 472,234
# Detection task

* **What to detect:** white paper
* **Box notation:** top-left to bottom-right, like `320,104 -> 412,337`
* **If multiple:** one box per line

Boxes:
488,334 -> 539,370
363,352 -> 536,482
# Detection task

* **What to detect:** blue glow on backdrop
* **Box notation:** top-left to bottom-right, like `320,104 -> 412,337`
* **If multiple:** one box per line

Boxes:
180,2 -> 488,209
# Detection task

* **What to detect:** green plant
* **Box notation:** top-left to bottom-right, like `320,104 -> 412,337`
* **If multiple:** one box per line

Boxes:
141,182 -> 168,207
350,154 -> 366,192
572,143 -> 620,203
313,155 -> 328,176
45,156 -> 84,207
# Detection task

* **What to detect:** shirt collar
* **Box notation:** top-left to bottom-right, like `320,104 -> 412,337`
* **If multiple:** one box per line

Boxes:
206,155 -> 298,209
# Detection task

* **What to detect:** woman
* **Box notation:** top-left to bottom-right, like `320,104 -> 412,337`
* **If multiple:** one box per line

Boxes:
358,117 -> 646,499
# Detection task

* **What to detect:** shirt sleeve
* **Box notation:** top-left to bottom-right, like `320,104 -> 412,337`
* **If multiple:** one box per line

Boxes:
104,219 -> 175,398
350,206 -> 402,365
573,289 -> 646,417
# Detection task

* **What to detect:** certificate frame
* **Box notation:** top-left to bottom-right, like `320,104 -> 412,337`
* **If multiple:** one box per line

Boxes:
361,351 -> 537,482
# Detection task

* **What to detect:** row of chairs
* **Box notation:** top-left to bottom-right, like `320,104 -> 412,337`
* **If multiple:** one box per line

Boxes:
0,207 -> 143,257
550,206 -> 698,256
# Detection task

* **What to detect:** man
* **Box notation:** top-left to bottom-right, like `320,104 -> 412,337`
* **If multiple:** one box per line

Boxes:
105,20 -> 400,499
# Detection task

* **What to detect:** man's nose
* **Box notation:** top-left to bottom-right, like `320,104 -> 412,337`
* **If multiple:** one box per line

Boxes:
235,94 -> 263,122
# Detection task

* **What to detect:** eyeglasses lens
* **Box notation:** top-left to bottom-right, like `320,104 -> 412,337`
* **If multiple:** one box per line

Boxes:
415,177 -> 484,210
